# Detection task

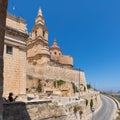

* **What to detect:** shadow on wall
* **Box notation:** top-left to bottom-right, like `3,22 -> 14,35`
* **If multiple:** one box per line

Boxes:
3,102 -> 31,120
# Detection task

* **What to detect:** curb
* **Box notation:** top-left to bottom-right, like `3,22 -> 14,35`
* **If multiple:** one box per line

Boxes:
104,94 -> 120,120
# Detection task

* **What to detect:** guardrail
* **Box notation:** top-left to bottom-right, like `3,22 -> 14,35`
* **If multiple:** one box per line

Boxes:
104,94 -> 120,110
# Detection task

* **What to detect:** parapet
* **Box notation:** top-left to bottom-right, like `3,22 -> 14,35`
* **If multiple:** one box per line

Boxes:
6,13 -> 28,34
59,55 -> 73,66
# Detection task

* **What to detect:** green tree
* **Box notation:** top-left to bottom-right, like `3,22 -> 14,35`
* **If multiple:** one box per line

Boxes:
36,80 -> 42,92
71,82 -> 78,94
53,81 -> 57,88
84,86 -> 86,91
87,84 -> 91,89
90,99 -> 94,109
85,99 -> 88,106
53,80 -> 65,88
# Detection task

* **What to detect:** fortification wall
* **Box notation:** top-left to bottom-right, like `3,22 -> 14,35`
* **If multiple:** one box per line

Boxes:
27,64 -> 87,85
27,64 -> 88,94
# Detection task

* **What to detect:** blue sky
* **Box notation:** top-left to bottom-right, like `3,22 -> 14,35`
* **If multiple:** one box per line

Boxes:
8,0 -> 120,91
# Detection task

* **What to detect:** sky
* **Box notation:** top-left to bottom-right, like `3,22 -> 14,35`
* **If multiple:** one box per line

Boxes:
8,0 -> 120,91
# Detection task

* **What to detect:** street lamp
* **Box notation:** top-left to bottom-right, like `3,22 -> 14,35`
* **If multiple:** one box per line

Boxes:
91,107 -> 95,120
75,68 -> 81,99
78,68 -> 80,99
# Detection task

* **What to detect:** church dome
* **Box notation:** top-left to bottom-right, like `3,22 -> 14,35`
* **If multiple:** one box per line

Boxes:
50,40 -> 61,51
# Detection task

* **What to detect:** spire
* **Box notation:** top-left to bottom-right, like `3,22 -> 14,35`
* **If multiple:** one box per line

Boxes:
35,8 -> 44,25
38,8 -> 42,16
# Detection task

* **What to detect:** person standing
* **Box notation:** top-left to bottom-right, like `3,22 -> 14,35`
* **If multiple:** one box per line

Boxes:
8,92 -> 18,102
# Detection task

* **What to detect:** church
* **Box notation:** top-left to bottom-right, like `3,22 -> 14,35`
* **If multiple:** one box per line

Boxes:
27,9 -> 73,69
3,9 -> 87,97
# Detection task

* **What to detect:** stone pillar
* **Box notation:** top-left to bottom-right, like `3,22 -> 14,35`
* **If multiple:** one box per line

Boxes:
0,0 -> 8,119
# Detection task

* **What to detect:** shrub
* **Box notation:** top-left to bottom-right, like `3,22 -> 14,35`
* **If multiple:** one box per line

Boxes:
85,99 -> 88,106
71,82 -> 78,93
53,80 -> 65,88
36,79 -> 42,92
87,84 -> 91,89
73,106 -> 82,114
90,99 -> 94,109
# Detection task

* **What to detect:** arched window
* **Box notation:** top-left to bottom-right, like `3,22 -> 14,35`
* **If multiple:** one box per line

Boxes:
35,31 -> 37,38
43,31 -> 45,37
54,52 -> 57,55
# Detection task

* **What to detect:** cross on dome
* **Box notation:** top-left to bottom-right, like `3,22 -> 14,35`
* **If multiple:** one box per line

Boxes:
53,39 -> 57,45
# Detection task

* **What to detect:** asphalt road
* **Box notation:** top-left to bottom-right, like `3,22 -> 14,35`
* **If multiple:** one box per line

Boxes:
92,95 -> 117,120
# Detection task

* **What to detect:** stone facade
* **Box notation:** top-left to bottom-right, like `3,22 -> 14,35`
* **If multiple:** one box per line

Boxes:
3,13 -> 28,97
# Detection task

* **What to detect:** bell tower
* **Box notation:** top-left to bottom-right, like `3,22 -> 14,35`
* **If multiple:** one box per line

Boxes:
32,8 -> 48,43
27,8 -> 49,64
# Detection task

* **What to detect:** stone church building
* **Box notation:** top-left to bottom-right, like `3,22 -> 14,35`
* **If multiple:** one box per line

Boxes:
27,9 -> 73,69
3,9 -> 87,97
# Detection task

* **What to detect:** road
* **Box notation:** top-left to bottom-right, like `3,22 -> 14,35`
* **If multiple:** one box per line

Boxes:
92,95 -> 117,120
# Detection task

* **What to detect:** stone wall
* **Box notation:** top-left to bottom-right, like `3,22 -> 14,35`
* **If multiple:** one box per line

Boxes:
3,43 -> 26,96
3,101 -> 66,120
3,93 -> 101,120
3,100 -> 83,120
27,64 -> 88,95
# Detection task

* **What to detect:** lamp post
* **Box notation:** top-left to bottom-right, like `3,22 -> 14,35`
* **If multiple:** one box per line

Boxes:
78,68 -> 80,99
91,107 -> 95,120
